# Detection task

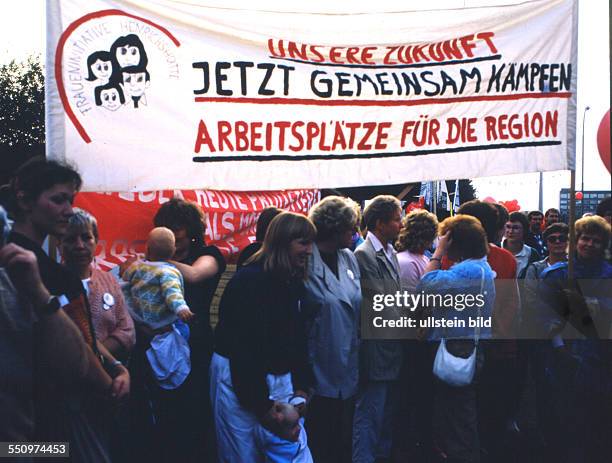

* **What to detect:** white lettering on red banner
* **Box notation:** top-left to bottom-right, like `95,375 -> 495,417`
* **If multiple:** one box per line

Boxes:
75,189 -> 320,270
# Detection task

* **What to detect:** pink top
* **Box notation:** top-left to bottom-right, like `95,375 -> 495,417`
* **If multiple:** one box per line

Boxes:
397,250 -> 430,292
87,268 -> 135,352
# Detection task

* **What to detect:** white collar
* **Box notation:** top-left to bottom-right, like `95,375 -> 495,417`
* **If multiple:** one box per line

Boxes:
367,231 -> 395,257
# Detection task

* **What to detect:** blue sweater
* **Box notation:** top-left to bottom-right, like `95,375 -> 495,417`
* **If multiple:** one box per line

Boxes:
417,257 -> 496,341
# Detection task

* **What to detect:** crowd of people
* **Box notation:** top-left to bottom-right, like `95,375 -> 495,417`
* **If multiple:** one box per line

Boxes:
1,158 -> 611,463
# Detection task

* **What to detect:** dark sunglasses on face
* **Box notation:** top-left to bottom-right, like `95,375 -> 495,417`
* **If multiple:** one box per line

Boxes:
547,235 -> 567,244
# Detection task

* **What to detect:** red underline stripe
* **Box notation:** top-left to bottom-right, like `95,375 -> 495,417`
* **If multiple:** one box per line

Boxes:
194,92 -> 571,107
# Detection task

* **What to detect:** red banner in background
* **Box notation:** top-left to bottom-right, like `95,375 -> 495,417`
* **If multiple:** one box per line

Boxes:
75,189 -> 320,271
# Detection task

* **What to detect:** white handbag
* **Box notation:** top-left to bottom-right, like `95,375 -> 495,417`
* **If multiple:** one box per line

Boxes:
432,267 -> 485,387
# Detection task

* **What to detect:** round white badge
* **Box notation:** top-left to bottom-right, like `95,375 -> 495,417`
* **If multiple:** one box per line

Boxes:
103,293 -> 115,309
347,269 -> 354,280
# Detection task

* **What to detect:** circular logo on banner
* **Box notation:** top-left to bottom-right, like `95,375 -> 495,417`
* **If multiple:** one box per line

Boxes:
56,10 -> 181,143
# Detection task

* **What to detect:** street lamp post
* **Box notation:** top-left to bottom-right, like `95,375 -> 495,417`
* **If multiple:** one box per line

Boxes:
580,105 -> 590,216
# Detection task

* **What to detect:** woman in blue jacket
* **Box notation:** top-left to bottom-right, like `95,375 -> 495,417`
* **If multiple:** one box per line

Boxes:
417,214 -> 496,463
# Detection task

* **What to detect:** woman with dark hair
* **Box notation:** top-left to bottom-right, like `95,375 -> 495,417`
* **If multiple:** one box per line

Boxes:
212,212 -> 317,462
86,50 -> 113,83
94,80 -> 126,111
237,206 -> 283,266
110,34 -> 148,70
145,197 -> 226,461
153,198 -> 225,344
5,159 -> 127,462
417,215 -> 496,463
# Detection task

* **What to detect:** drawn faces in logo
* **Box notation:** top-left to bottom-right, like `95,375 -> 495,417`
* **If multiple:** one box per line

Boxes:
86,51 -> 113,85
94,81 -> 125,111
88,34 -> 150,111
111,34 -> 151,108
121,65 -> 150,108
110,34 -> 148,69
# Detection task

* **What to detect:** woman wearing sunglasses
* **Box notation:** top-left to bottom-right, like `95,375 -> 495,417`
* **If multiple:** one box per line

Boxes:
522,222 -> 569,335
520,222 -> 569,453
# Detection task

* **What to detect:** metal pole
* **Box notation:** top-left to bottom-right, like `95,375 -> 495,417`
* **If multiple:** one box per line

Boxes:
538,172 -> 543,212
580,105 -> 590,216
568,169 -> 576,280
432,181 -> 437,216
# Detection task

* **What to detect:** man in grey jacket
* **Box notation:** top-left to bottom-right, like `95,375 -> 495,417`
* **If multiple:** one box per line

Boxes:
353,195 -> 404,463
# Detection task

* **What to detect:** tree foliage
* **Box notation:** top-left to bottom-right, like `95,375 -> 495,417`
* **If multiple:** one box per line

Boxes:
0,55 -> 45,185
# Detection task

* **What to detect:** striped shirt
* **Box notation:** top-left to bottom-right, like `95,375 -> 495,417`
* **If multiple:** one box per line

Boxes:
124,260 -> 189,330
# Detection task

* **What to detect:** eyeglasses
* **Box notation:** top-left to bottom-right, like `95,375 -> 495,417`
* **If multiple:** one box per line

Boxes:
546,235 -> 567,244
505,224 -> 522,231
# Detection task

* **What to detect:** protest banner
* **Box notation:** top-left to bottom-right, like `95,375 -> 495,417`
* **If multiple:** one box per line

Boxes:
47,0 -> 577,192
74,189 -> 320,269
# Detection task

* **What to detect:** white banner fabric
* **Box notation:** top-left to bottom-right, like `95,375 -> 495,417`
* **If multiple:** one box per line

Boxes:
46,0 -> 577,192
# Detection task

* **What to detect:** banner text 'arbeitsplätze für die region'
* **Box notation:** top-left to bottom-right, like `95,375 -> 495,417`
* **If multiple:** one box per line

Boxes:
47,0 -> 577,192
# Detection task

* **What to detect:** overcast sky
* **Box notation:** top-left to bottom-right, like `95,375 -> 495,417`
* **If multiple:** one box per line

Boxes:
1,0 -> 609,210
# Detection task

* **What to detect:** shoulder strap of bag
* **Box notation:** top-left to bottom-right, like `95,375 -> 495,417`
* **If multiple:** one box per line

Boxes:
441,265 -> 486,343
474,266 -> 485,345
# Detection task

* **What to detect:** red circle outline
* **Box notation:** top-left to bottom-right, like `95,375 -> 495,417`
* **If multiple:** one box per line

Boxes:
55,9 -> 181,143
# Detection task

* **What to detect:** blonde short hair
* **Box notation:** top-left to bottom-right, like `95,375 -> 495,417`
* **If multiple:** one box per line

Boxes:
575,215 -> 611,249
